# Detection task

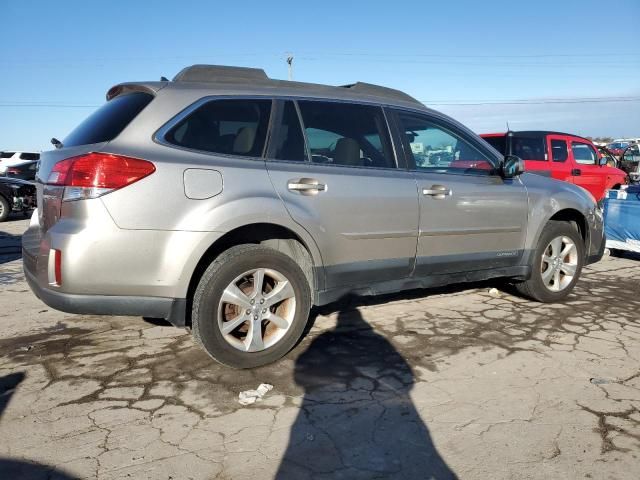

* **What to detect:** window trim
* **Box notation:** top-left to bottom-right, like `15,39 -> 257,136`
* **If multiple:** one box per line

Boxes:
154,96 -> 275,161
390,109 -> 501,176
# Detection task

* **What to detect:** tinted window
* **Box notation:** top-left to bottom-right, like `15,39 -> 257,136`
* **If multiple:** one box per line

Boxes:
572,142 -> 597,165
297,101 -> 395,168
166,99 -> 271,157
551,139 -> 568,162
64,92 -> 153,147
482,135 -> 506,154
272,101 -> 306,161
512,135 -> 545,160
0,152 -> 15,158
396,112 -> 495,174
19,152 -> 39,160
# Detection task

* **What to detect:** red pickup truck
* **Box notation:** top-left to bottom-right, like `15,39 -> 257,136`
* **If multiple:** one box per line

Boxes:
481,131 -> 627,201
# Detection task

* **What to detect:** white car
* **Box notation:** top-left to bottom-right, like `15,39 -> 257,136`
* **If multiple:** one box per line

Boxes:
0,151 -> 40,174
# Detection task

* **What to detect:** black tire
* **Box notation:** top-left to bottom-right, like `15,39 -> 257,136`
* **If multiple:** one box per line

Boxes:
192,244 -> 311,368
0,196 -> 10,222
515,220 -> 584,303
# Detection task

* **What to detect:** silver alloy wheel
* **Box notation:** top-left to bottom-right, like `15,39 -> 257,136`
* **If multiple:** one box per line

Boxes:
217,268 -> 296,352
540,235 -> 578,292
0,200 -> 4,218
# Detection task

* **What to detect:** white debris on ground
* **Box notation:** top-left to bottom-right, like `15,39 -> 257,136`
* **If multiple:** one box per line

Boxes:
488,287 -> 501,297
238,383 -> 274,405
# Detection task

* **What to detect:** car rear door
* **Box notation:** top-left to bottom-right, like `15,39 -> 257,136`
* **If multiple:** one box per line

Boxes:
568,138 -> 605,199
392,110 -> 528,275
546,135 -> 575,184
266,100 -> 419,290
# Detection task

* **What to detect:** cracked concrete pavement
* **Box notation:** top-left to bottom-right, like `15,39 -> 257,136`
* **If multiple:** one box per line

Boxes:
1,216 -> 639,479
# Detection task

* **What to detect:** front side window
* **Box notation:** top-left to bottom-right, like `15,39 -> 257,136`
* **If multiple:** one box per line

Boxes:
551,139 -> 568,162
572,142 -> 597,165
297,101 -> 395,168
396,112 -> 495,174
166,99 -> 272,157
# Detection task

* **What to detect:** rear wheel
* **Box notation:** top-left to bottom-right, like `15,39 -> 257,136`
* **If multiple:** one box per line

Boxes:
192,244 -> 311,368
0,196 -> 10,222
515,221 -> 584,302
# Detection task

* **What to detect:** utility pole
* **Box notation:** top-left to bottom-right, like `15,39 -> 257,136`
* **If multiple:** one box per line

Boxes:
286,54 -> 294,81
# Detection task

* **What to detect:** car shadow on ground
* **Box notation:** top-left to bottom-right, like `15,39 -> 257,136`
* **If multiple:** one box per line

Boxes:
0,372 -> 81,480
0,228 -> 23,265
276,308 -> 458,479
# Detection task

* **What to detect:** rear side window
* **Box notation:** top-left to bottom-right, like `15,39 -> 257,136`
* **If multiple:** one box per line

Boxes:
64,92 -> 153,147
551,139 -> 568,162
19,152 -> 39,160
572,142 -> 597,165
297,101 -> 395,168
272,101 -> 307,161
512,135 -> 545,160
166,99 -> 272,158
0,152 -> 15,158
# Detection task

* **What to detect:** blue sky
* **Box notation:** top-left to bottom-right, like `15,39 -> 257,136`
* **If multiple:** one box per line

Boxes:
1,0 -> 639,151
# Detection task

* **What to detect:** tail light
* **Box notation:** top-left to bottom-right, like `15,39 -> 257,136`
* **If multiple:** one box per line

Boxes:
47,152 -> 155,201
6,167 -> 19,175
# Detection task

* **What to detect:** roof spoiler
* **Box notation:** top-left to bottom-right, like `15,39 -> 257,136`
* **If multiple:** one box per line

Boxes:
173,64 -> 269,83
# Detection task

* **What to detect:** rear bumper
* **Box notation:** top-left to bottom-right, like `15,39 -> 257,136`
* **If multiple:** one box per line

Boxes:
23,263 -> 187,326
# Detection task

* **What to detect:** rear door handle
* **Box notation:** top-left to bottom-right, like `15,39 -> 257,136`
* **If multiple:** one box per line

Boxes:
287,178 -> 327,196
571,168 -> 582,176
423,184 -> 452,199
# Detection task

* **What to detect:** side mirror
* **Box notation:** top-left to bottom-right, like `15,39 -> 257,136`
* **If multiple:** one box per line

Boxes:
501,155 -> 525,178
599,156 -> 608,166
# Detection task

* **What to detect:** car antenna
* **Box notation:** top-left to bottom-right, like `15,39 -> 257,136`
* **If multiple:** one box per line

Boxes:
506,122 -> 513,156
51,137 -> 63,149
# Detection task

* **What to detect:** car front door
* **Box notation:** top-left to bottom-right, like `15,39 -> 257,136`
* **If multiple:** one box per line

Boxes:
266,100 -> 419,291
569,138 -> 605,199
392,110 -> 528,276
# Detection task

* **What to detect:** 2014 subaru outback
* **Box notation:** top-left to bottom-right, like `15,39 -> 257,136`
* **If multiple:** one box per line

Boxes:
23,65 -> 605,368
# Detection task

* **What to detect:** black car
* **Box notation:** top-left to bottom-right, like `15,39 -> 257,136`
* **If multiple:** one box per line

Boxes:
2,160 -> 39,181
620,144 -> 640,184
0,177 -> 36,222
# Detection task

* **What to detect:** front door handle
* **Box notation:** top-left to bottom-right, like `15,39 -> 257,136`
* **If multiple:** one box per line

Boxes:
571,168 -> 582,176
423,184 -> 452,199
287,178 -> 327,196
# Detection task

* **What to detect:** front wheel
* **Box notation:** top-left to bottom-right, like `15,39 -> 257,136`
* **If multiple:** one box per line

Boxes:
192,244 -> 311,368
515,221 -> 584,302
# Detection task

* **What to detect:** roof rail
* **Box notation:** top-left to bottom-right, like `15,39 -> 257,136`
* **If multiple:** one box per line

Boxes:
339,82 -> 420,104
173,64 -> 269,83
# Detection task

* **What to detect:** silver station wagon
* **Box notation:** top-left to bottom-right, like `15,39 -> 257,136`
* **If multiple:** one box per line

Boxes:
23,65 -> 605,367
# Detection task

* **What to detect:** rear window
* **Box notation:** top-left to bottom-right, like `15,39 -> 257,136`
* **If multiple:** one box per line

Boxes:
19,152 -> 39,160
0,152 -> 15,158
482,136 -> 506,154
165,99 -> 272,158
63,92 -> 153,147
